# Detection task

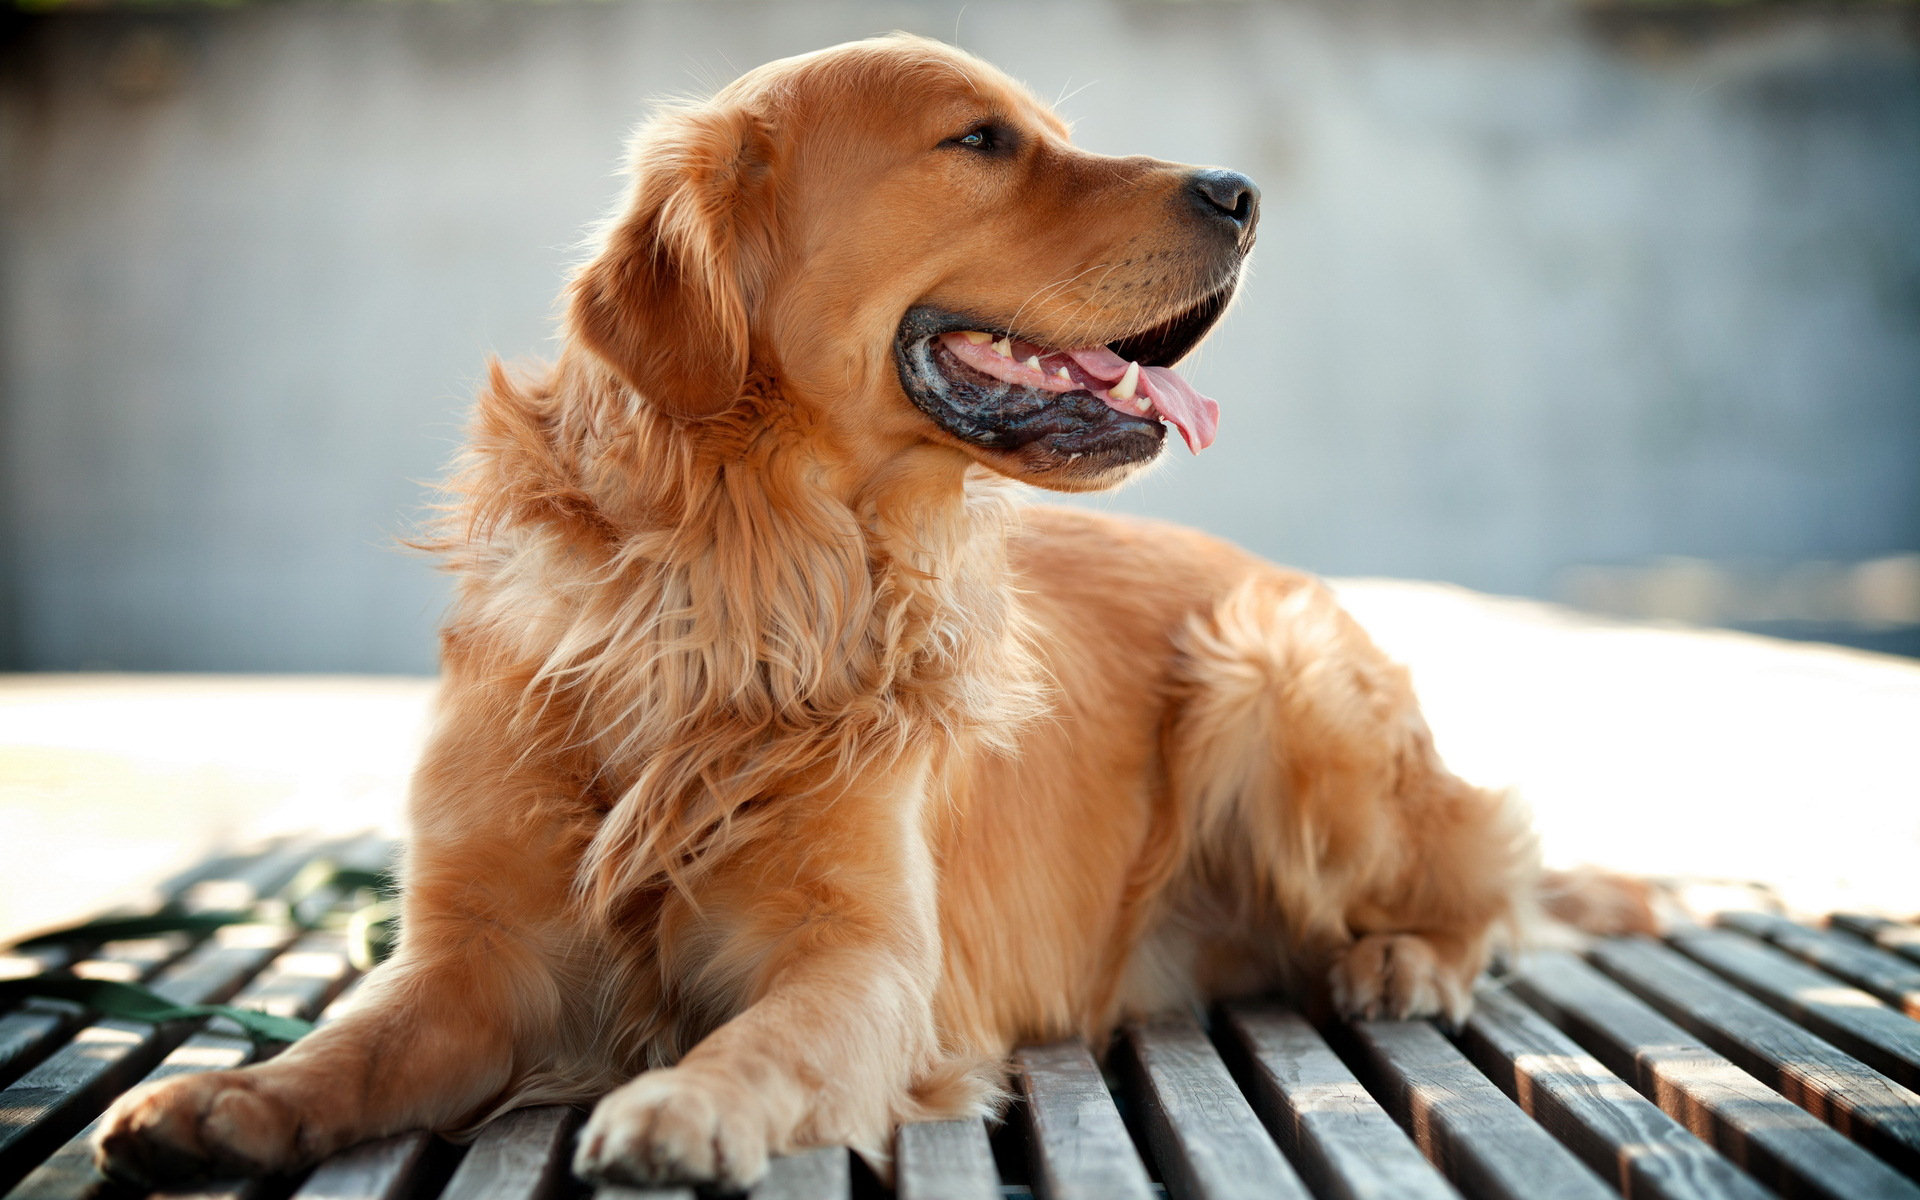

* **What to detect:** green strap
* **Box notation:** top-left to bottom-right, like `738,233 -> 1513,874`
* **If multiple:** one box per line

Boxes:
13,912 -> 256,949
3,860 -> 404,1040
0,977 -> 315,1047
10,861 -> 400,951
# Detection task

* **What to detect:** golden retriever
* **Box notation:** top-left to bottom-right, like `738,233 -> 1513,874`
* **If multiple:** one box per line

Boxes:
96,34 -> 1543,1189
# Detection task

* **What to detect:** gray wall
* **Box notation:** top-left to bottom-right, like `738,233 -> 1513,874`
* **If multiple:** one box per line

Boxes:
3,1 -> 1916,672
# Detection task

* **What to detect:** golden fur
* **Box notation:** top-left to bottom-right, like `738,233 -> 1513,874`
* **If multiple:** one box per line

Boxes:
97,35 -> 1551,1189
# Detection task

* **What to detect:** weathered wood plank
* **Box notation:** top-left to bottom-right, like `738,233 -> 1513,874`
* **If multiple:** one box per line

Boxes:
749,1145 -> 850,1200
115,978 -> 379,1200
173,837 -> 330,917
0,835 -> 355,1092
156,839 -> 330,914
0,839 -> 308,980
1671,928 -> 1920,1090
17,1029 -> 260,1200
1217,1004 -> 1459,1200
1,943 -> 86,982
1344,1017 -> 1614,1200
9,929 -> 361,1200
1117,1013 -> 1309,1200
286,1131 -> 448,1200
503,1130 -> 845,1200
1460,984 -> 1771,1200
1545,943 -> 1920,1191
1013,1039 -> 1155,1200
0,1003 -> 85,1097
440,1105 -> 581,1200
1582,933 -> 1920,1175
277,834 -> 399,933
895,1118 -> 999,1200
1720,912 -> 1920,1019
0,924 -> 295,1193
1831,915 -> 1920,969
0,935 -> 189,1091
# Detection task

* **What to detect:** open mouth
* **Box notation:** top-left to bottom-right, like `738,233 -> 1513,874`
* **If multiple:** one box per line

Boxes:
893,285 -> 1232,466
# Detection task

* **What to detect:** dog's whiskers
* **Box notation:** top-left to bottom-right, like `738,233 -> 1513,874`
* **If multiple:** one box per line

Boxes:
1005,261 -> 1114,342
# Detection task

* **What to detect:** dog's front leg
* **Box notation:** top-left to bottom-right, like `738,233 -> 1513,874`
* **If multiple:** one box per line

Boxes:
575,760 -> 945,1189
93,683 -> 590,1185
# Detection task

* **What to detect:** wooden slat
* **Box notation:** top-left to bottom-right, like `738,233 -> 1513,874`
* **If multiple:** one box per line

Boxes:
10,929 -> 361,1200
172,837 -> 329,917
0,835 -> 359,1093
1216,1004 -> 1459,1200
0,935 -> 189,1090
0,1002 -> 88,1100
1671,928 -> 1920,1090
591,1149 -> 848,1200
1597,937 -> 1920,1137
286,1131 -> 450,1200
895,1118 -> 999,1200
0,945 -> 82,983
1719,912 -> 1920,1019
0,839 -> 385,1198
156,839 -> 325,912
1460,985 -> 1770,1200
0,923 -> 295,1193
1344,1018 -> 1614,1200
440,1105 -> 581,1200
279,834 -> 399,932
130,969 -> 381,1200
0,839 -> 312,978
1013,1040 -> 1155,1200
749,1146 -> 850,1200
1831,915 -> 1920,967
1118,1013 -> 1310,1200
1539,944 -> 1920,1192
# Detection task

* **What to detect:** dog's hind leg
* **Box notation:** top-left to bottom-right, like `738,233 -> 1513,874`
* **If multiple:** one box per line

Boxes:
1166,572 -> 1539,1024
92,681 -> 596,1186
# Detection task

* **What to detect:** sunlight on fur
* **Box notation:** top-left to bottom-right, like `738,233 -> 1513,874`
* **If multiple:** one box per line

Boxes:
90,34 -> 1628,1192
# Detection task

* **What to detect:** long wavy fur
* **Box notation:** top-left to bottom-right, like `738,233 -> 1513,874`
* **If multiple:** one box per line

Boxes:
423,355 -> 1047,924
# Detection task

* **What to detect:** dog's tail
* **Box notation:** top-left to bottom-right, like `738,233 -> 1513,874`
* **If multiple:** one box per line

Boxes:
1531,865 -> 1664,945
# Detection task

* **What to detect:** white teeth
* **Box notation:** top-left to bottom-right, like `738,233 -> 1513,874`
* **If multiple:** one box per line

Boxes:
1055,367 -> 1072,381
992,338 -> 1013,358
962,331 -> 992,345
1110,360 -> 1141,402
1135,395 -> 1153,414
1025,356 -> 1042,370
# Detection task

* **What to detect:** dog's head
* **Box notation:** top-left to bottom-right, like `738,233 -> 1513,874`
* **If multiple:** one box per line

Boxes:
568,35 -> 1257,493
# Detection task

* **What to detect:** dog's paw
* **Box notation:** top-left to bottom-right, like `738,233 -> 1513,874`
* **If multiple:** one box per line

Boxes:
94,1069 -> 306,1186
1330,933 -> 1472,1025
574,1067 -> 772,1189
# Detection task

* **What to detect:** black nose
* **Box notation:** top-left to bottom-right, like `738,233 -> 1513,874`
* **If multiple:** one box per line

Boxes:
1187,169 -> 1260,234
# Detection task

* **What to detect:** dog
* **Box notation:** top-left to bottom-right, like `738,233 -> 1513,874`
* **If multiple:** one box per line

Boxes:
95,34 -> 1544,1189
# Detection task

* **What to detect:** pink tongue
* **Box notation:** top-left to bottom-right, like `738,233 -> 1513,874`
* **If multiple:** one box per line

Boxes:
1139,366 -> 1220,454
1064,345 -> 1131,383
1066,344 -> 1219,453
942,334 -> 1221,454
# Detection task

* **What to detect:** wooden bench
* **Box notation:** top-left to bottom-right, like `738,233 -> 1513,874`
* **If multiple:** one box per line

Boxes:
4,838 -> 1919,1200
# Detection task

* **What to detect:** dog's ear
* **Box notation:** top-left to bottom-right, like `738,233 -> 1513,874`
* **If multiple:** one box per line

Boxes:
567,104 -> 776,419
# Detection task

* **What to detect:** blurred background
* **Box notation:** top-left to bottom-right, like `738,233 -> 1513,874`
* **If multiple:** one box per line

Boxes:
2,0 -> 1916,672
2,1 -> 1919,932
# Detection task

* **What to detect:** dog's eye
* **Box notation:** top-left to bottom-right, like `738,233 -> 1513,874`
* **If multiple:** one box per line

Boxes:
942,123 -> 1006,155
